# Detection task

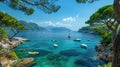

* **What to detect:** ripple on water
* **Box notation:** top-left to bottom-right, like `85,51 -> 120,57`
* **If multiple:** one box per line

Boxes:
34,54 -> 69,67
33,42 -> 49,47
59,49 -> 81,57
74,58 -> 105,67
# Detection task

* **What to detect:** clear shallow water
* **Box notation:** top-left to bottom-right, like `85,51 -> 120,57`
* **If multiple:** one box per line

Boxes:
14,31 -> 104,67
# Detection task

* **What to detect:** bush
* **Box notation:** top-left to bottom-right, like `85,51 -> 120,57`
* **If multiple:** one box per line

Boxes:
7,49 -> 19,61
98,62 -> 112,67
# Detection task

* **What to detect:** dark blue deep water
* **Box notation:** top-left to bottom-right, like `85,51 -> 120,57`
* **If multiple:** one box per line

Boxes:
14,31 -> 104,67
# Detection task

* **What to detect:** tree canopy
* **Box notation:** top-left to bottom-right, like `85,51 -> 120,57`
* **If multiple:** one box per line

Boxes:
76,0 -> 98,3
0,11 -> 25,30
85,5 -> 114,25
0,0 -> 60,15
85,5 -> 119,33
85,4 -> 120,67
0,27 -> 8,40
0,11 -> 26,39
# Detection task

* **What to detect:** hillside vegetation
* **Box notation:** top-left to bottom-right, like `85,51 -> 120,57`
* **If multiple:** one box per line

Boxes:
19,20 -> 46,31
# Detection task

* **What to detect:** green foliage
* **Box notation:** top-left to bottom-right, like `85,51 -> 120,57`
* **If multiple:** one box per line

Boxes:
26,8 -> 34,15
7,49 -> 19,61
86,5 -> 114,25
0,0 -> 60,15
85,5 -> 113,46
98,62 -> 112,67
19,20 -> 46,30
80,24 -> 106,31
0,27 -> 9,40
89,24 -> 112,45
11,0 -> 18,3
0,11 -> 25,30
76,0 -> 97,3
0,11 -> 26,39
0,48 -> 3,54
80,24 -> 112,46
98,30 -> 112,46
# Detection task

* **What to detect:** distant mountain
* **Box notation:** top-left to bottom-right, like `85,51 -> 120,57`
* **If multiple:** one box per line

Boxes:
50,27 -> 72,32
19,20 -> 46,31
45,26 -> 54,29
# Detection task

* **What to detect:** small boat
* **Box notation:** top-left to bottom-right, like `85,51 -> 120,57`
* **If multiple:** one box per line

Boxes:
53,44 -> 58,48
73,38 -> 81,42
28,52 -> 39,55
52,40 -> 57,42
68,35 -> 71,39
80,44 -> 87,48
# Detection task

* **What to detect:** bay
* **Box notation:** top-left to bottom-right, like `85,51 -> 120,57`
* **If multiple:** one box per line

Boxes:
14,31 -> 104,67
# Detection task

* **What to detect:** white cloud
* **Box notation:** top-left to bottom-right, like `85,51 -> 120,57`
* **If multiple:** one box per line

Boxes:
37,21 -> 72,28
30,20 -> 33,22
62,17 -> 76,22
38,21 -> 55,26
55,22 -> 72,27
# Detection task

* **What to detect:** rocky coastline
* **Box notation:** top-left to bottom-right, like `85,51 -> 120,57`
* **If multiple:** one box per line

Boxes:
79,25 -> 113,63
0,37 -> 34,67
78,28 -> 98,34
95,44 -> 113,62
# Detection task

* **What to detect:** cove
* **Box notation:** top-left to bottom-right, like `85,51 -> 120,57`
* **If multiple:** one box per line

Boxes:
14,31 -> 105,67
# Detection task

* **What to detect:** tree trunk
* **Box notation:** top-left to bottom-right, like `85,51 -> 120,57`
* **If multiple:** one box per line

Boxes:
113,0 -> 120,67
113,0 -> 120,21
10,31 -> 19,39
112,31 -> 120,67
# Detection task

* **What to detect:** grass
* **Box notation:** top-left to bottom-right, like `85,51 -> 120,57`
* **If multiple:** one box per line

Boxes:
7,49 -> 19,61
98,62 -> 112,67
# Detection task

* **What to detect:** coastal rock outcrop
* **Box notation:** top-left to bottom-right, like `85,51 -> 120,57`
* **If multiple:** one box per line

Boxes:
0,57 -> 19,67
0,37 -> 31,67
20,57 -> 35,67
95,44 -> 113,62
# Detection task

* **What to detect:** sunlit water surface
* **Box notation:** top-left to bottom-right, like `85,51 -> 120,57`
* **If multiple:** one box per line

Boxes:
14,31 -> 104,67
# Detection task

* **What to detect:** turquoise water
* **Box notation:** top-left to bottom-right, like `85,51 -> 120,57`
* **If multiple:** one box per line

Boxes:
14,31 -> 104,67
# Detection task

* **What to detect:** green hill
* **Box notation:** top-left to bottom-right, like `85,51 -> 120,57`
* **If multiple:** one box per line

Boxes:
19,20 -> 46,31
50,27 -> 71,32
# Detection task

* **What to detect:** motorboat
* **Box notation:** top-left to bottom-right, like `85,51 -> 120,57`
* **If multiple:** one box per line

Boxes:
80,44 -> 87,48
53,44 -> 58,48
73,38 -> 81,42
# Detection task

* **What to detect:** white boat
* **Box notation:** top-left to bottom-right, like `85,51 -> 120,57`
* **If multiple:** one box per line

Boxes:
28,52 -> 39,55
52,40 -> 57,42
73,38 -> 81,42
80,44 -> 87,48
53,44 -> 58,48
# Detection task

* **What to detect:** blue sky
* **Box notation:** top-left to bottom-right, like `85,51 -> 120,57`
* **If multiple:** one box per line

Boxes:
0,0 -> 113,31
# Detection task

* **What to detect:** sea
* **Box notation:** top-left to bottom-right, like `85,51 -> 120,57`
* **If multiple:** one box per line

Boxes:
14,31 -> 105,67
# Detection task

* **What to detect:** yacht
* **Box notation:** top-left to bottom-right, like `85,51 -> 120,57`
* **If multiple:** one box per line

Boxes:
80,44 -> 87,48
73,38 -> 81,42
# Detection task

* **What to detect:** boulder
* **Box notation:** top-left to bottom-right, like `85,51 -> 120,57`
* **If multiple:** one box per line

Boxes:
20,57 -> 35,66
